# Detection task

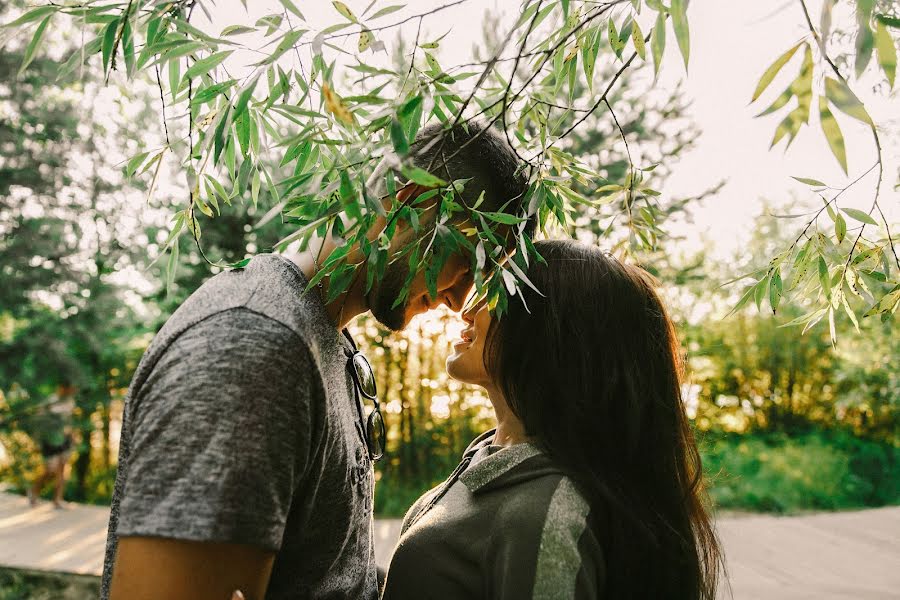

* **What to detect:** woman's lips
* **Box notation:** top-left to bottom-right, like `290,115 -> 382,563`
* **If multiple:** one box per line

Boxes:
453,329 -> 475,349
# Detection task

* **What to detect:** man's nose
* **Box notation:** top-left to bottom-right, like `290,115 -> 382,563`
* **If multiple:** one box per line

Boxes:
443,280 -> 472,313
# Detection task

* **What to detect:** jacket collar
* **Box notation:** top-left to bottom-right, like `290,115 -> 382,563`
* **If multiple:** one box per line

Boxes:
459,429 -> 563,494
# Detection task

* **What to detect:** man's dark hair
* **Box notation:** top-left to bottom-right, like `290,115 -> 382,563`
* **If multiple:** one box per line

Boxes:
409,121 -> 536,238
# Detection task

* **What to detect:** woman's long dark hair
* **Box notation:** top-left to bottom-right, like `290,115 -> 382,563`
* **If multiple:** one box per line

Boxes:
486,239 -> 723,599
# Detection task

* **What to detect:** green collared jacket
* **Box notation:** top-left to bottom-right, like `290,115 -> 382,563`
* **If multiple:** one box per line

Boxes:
381,429 -> 603,599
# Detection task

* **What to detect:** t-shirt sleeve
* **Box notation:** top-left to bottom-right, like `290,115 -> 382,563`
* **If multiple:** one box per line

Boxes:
117,308 -> 321,552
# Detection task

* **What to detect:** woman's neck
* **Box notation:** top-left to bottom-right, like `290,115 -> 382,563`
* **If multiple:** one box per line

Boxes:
486,386 -> 529,447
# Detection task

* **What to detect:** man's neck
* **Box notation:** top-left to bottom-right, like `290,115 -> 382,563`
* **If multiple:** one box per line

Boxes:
283,236 -> 369,329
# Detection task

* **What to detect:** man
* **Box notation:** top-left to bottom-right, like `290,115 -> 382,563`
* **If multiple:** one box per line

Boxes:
101,121 -> 532,600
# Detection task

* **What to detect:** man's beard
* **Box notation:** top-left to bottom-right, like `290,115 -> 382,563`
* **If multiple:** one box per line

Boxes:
368,259 -> 411,332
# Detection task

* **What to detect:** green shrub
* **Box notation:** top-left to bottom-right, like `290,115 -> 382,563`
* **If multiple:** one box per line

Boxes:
375,479 -> 437,519
700,430 -> 899,513
0,567 -> 99,600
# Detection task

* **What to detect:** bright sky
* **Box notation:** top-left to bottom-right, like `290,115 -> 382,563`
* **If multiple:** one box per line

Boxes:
659,1 -> 899,258
193,0 -> 898,260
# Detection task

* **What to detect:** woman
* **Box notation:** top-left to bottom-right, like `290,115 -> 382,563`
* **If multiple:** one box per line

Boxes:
381,239 -> 723,599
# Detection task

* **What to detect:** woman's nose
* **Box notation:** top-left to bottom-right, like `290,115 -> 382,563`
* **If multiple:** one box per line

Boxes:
461,303 -> 476,324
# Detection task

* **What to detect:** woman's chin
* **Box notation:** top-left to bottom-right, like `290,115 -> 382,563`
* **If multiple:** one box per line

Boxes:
445,352 -> 471,383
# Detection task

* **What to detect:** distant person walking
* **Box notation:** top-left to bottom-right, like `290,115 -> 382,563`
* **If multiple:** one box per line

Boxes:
29,384 -> 75,509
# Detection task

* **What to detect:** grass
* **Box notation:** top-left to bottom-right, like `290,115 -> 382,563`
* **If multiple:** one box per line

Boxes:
701,430 -> 899,513
374,429 -> 899,517
0,567 -> 99,600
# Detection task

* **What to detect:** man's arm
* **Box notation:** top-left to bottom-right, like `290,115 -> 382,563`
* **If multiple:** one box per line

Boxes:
110,538 -> 274,600
108,310 -> 320,598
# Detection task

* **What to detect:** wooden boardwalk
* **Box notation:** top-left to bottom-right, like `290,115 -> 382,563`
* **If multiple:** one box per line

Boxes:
1,492 -> 897,598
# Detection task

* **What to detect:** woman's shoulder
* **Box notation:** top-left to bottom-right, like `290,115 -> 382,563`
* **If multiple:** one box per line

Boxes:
495,472 -> 592,532
488,474 -> 605,598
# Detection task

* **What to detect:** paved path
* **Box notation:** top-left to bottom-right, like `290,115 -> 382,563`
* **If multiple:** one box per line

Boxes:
1,492 -> 897,598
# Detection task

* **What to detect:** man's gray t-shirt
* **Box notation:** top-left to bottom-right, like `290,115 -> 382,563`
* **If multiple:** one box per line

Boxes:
100,254 -> 378,600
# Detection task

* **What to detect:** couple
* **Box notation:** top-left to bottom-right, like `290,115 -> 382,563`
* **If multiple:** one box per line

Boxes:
101,123 -> 721,600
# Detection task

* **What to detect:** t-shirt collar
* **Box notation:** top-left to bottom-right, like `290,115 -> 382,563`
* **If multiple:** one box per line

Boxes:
459,429 -> 545,493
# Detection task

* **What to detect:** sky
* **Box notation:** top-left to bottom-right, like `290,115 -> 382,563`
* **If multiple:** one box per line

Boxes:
191,0 -> 898,260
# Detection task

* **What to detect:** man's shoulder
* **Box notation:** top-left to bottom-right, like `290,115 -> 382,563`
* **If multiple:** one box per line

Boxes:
132,254 -> 335,389
158,254 -> 331,347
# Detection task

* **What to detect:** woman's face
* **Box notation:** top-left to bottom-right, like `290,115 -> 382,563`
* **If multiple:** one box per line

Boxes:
446,301 -> 493,388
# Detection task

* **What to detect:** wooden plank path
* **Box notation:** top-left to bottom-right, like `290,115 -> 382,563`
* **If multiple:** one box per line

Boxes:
1,492 -> 897,598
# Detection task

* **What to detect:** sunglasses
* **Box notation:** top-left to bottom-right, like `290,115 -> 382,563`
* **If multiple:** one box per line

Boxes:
344,331 -> 386,462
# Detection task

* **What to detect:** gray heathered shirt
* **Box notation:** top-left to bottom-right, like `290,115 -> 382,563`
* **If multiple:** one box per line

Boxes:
100,254 -> 378,600
382,430 -> 604,599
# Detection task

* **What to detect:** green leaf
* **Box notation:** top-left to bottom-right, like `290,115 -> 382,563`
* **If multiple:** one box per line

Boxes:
370,4 -> 405,19
841,207 -> 878,226
651,11 -> 666,77
751,42 -> 802,102
754,275 -> 769,309
824,77 -> 872,125
855,22 -> 875,78
791,176 -> 826,187
145,17 -> 163,47
481,211 -> 525,225
358,29 -> 373,52
841,290 -> 860,332
631,19 -> 646,60
18,15 -> 52,76
819,97 -> 847,174
835,211 -> 846,243
818,257 -> 831,300
168,56 -> 181,100
390,118 -> 409,155
57,37 -> 102,82
671,0 -> 690,70
221,25 -> 257,36
768,268 -> 783,313
122,19 -> 135,78
755,85 -> 793,117
191,79 -> 237,106
184,50 -> 233,82
862,288 -> 900,318
770,106 -> 804,148
332,1 -> 358,22
166,238 -> 179,296
256,29 -> 304,65
780,308 -> 827,328
278,0 -> 305,20
608,18 -> 623,55
727,282 -> 756,316
101,18 -> 119,74
125,151 -> 151,178
401,166 -> 446,187
875,20 -> 897,87
234,72 -> 260,117
3,5 -> 56,28
280,140 -> 309,166
398,94 -> 423,120
878,15 -> 900,29
251,168 -> 261,208
581,27 -> 598,91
